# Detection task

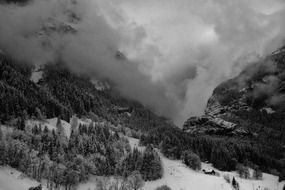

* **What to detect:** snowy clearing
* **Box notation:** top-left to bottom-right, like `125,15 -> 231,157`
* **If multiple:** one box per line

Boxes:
30,70 -> 43,83
46,118 -> 71,138
26,117 -> 71,138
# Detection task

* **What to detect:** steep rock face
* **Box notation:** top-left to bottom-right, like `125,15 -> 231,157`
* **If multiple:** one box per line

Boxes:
204,95 -> 224,116
184,45 -> 285,142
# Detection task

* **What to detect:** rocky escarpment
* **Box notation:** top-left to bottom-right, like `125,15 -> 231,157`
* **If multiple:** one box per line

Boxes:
183,115 -> 249,136
183,45 -> 285,140
183,91 -> 251,136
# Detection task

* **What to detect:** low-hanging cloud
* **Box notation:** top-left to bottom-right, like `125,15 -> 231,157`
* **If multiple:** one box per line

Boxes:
0,0 -> 285,126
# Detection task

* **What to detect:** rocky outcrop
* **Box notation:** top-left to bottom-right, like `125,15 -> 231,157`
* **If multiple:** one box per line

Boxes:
183,92 -> 249,136
183,45 -> 285,138
182,115 -> 249,136
204,95 -> 225,116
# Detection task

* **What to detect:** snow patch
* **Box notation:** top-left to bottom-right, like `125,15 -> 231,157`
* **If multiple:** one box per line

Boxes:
260,107 -> 276,114
127,137 -> 145,152
0,125 -> 13,137
91,79 -> 111,91
26,117 -> 71,138
78,117 -> 92,127
30,66 -> 43,83
46,118 -> 71,138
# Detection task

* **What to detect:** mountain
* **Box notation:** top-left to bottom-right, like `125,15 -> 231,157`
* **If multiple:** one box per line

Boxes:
181,45 -> 285,180
183,45 -> 285,141
133,45 -> 285,184
0,51 -> 173,132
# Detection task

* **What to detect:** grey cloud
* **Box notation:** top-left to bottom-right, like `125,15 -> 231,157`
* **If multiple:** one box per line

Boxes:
0,0 -> 285,126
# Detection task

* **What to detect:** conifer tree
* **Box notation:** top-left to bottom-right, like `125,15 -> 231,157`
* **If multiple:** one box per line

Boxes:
56,116 -> 65,139
181,150 -> 201,171
0,128 -> 3,141
17,117 -> 25,131
253,166 -> 263,180
128,171 -> 145,190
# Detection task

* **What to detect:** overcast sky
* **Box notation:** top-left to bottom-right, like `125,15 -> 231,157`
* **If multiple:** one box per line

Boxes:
1,0 -> 285,125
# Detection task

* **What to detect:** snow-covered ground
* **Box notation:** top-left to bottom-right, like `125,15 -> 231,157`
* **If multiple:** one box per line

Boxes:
128,137 -> 285,190
127,137 -> 145,152
26,117 -> 71,138
0,125 -> 13,137
0,132 -> 284,190
77,117 -> 92,127
46,118 -> 71,138
0,167 -> 47,190
260,107 -> 276,114
30,66 -> 43,83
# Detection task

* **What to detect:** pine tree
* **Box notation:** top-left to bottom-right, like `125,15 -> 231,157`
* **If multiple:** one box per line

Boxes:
236,164 -> 250,179
253,166 -> 263,180
17,117 -> 25,131
35,107 -> 44,120
155,185 -> 172,190
43,126 -> 49,133
0,128 -> 3,141
0,140 -> 6,165
70,116 -> 79,133
56,117 -> 65,139
232,177 -> 239,190
181,150 -> 201,171
128,171 -> 145,190
232,177 -> 236,187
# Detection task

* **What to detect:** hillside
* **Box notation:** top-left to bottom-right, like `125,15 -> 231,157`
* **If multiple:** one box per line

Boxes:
0,50 -> 173,189
0,52 -> 173,132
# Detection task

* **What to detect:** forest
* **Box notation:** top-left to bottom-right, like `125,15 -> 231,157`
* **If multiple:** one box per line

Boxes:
0,117 -> 163,189
140,126 -> 285,181
0,54 -> 172,132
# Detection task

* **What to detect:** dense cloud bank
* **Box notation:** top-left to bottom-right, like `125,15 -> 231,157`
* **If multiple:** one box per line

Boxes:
0,0 -> 285,125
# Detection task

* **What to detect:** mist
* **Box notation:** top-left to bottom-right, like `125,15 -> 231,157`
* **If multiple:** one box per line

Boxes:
0,0 -> 285,126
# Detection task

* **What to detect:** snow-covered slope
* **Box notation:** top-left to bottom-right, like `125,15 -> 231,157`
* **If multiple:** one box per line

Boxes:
0,167 -> 47,190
